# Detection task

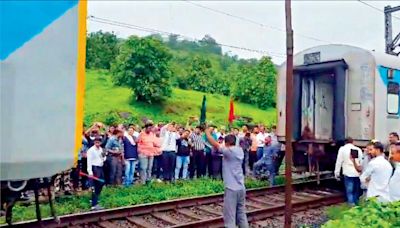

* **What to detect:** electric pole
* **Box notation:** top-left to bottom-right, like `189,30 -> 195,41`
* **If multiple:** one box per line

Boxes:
284,0 -> 294,227
385,5 -> 400,56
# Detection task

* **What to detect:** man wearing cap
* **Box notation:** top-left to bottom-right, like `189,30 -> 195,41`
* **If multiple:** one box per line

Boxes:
87,137 -> 106,210
360,141 -> 393,202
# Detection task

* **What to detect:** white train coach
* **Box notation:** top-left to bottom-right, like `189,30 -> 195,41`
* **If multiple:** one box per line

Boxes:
277,44 -> 399,170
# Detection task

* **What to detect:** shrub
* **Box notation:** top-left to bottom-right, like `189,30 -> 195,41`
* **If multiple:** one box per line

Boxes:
323,199 -> 400,228
103,111 -> 122,126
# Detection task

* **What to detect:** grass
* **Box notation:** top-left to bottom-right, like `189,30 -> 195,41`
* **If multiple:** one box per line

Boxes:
0,178 -> 267,224
84,69 -> 276,126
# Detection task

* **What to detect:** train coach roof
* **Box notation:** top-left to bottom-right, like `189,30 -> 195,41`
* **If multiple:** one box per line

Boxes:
279,44 -> 399,69
370,51 -> 400,70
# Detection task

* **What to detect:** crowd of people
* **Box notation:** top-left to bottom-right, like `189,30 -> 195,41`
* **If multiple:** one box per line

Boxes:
334,132 -> 400,206
54,119 -> 399,227
74,121 -> 282,210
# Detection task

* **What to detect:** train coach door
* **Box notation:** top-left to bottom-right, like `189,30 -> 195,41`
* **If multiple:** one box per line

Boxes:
314,74 -> 334,140
301,78 -> 315,136
294,60 -> 347,142
301,74 -> 334,140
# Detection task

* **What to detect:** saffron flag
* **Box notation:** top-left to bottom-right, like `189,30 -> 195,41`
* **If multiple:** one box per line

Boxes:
228,98 -> 235,123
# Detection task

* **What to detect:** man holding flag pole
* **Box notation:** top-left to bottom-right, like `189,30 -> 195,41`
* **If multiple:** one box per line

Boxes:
200,95 -> 219,177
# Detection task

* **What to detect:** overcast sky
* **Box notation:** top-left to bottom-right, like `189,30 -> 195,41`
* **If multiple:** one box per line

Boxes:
88,1 -> 400,64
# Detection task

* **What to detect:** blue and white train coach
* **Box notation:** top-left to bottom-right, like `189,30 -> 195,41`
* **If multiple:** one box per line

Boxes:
1,0 -> 86,224
276,44 -> 400,170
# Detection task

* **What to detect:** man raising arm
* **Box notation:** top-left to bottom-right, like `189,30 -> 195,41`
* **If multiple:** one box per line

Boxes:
205,127 -> 248,228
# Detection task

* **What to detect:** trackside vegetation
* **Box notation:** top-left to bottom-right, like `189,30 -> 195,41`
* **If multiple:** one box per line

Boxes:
1,178 -> 267,224
323,200 -> 400,228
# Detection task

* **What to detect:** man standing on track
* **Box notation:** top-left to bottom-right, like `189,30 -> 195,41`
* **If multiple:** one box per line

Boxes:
87,137 -> 106,211
360,141 -> 392,202
205,127 -> 249,228
389,142 -> 400,202
360,142 -> 374,195
334,137 -> 363,206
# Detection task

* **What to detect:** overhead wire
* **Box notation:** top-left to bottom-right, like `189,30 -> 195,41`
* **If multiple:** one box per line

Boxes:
183,0 -> 332,44
356,0 -> 400,21
88,15 -> 287,58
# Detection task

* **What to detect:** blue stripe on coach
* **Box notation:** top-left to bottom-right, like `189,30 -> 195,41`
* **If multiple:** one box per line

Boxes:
378,65 -> 400,115
0,0 -> 78,60
378,65 -> 400,85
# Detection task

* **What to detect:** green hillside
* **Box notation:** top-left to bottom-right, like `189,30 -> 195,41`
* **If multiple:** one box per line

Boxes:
84,70 -> 276,127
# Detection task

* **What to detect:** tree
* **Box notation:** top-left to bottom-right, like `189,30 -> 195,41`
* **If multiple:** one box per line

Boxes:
232,56 -> 277,109
111,36 -> 173,103
199,35 -> 222,55
167,34 -> 179,49
186,56 -> 215,92
231,64 -> 257,104
253,57 -> 277,108
86,31 -> 119,69
146,33 -> 164,41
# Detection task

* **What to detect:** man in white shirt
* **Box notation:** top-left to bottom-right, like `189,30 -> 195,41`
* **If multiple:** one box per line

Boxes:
389,142 -> 400,202
256,126 -> 269,161
87,137 -> 106,210
360,142 -> 393,202
334,137 -> 363,205
360,142 -> 374,193
160,123 -> 180,182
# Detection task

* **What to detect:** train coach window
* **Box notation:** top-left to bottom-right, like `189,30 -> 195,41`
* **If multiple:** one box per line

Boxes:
387,82 -> 399,115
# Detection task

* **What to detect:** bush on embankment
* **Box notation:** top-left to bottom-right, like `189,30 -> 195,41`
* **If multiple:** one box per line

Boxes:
323,199 -> 400,228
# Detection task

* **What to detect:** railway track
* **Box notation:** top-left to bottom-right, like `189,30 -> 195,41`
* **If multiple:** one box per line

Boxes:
6,178 -> 344,228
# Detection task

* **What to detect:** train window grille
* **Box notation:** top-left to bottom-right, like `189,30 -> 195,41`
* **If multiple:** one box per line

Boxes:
387,81 -> 399,115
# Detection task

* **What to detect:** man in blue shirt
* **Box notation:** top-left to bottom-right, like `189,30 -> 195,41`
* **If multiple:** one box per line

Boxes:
205,127 -> 248,228
203,126 -> 218,177
105,129 -> 123,185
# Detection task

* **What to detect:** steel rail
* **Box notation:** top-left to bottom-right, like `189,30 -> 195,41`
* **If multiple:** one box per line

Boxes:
3,178 -> 342,228
171,188 -> 343,227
